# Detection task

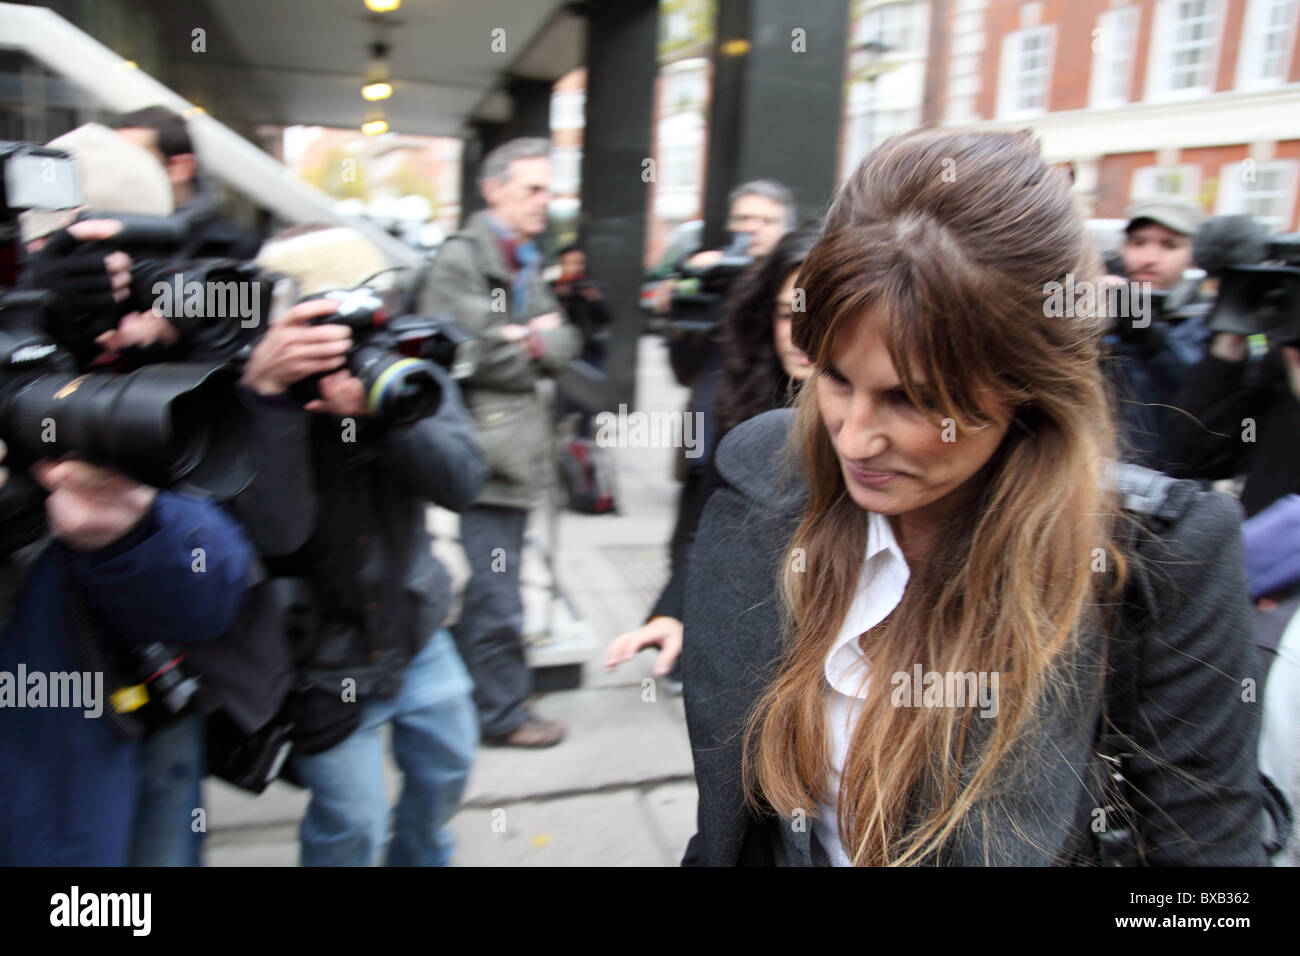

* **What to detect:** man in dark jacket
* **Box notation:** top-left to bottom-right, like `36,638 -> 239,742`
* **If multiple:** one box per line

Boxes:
258,225 -> 488,866
0,450 -> 255,866
10,125 -> 316,865
1167,329 -> 1300,519
114,106 -> 261,260
419,138 -> 581,748
1101,198 -> 1210,470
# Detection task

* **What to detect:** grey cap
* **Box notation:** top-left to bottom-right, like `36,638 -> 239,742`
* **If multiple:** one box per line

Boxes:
1124,198 -> 1202,237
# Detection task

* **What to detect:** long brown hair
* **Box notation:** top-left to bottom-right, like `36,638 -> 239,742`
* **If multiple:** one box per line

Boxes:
745,129 -> 1130,865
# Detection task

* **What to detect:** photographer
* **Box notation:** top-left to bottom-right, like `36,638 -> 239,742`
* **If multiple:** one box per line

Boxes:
0,426 -> 255,865
114,105 -> 260,260
256,225 -> 487,867
1100,198 -> 1209,470
11,123 -> 321,865
1167,330 -> 1300,514
1159,222 -> 1300,515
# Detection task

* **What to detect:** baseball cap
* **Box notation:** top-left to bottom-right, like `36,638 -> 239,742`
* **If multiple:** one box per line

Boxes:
1124,198 -> 1202,237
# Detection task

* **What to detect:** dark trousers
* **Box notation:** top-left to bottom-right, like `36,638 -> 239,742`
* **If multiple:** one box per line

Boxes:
452,504 -> 531,737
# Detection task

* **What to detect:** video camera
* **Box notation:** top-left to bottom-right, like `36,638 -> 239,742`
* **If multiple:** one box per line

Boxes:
290,284 -> 477,426
667,232 -> 754,332
1207,234 -> 1300,346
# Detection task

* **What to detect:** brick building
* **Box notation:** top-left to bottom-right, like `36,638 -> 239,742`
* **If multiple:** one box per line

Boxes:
924,0 -> 1300,229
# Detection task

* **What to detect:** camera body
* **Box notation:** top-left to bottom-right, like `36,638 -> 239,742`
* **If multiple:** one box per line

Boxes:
291,285 -> 476,426
77,211 -> 272,364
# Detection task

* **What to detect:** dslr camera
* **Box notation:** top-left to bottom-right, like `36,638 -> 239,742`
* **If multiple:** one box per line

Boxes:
291,285 -> 477,426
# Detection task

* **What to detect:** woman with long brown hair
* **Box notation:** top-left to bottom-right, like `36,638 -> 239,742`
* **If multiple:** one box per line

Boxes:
681,129 -> 1268,866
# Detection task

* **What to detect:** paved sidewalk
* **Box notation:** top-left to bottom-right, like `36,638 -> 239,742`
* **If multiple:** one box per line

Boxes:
203,335 -> 699,866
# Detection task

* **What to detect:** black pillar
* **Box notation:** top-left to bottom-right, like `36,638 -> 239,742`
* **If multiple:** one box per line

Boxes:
701,0 -> 849,248
575,0 -> 657,413
458,121 -> 503,226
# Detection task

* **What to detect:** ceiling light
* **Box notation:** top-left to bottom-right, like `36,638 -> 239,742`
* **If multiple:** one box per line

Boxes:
363,42 -> 393,101
362,118 -> 389,135
365,0 -> 401,12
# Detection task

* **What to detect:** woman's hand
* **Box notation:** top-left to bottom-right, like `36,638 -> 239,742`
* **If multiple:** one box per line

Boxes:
605,615 -> 684,676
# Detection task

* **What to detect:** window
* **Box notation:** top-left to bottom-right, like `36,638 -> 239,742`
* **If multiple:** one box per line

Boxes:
551,146 -> 582,196
1132,164 -> 1202,203
1146,0 -> 1222,100
549,89 -> 586,131
1089,6 -> 1139,108
1217,160 -> 1299,231
860,1 -> 923,54
1237,0 -> 1299,90
998,26 -> 1055,118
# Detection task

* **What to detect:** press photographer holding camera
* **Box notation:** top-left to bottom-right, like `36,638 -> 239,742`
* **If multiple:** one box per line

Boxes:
2,123 -> 334,865
255,224 -> 487,867
1166,229 -> 1300,518
1100,199 -> 1212,470
0,129 -> 262,866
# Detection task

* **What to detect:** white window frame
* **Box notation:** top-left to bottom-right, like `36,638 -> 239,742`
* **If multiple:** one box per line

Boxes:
860,0 -> 923,56
1089,6 -> 1140,108
997,24 -> 1056,119
1132,164 -> 1202,204
1235,0 -> 1299,91
549,89 -> 586,132
550,145 -> 582,196
1215,159 -> 1299,231
1145,0 -> 1225,102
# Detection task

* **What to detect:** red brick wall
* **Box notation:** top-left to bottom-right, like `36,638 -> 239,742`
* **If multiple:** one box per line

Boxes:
1273,139 -> 1300,229
1215,0 -> 1249,91
1096,149 -> 1158,217
1179,142 -> 1251,211
971,0 -> 1282,116
976,0 -> 1019,120
1047,0 -> 1102,112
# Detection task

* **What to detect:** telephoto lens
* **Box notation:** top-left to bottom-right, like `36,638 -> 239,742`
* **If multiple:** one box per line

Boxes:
0,358 -> 252,499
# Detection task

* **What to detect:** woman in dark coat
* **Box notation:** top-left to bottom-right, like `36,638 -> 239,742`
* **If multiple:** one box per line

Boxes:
605,223 -> 821,679
681,129 -> 1268,866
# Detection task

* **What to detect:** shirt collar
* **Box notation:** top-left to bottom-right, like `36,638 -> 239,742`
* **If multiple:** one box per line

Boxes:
823,511 -> 910,697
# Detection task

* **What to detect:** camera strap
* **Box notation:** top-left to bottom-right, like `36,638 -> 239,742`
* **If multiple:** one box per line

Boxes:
58,548 -> 147,740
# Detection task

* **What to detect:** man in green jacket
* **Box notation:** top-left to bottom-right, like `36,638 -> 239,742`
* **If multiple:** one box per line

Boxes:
419,138 -> 581,747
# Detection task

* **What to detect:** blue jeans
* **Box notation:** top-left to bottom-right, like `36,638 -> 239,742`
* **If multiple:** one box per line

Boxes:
130,711 -> 205,866
292,628 -> 478,866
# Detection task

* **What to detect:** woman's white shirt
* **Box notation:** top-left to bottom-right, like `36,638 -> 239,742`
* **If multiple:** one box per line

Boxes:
813,509 -> 911,866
